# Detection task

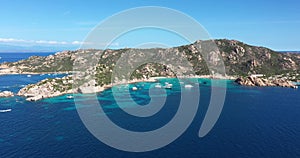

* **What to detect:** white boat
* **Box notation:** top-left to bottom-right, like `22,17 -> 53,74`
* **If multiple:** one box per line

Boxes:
164,83 -> 173,89
184,84 -> 193,88
66,95 -> 74,99
27,75 -> 32,77
0,109 -> 12,113
132,87 -> 138,91
154,84 -> 162,88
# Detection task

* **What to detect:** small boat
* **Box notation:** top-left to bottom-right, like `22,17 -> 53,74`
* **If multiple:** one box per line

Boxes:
27,75 -> 32,77
132,87 -> 138,91
154,84 -> 162,88
164,83 -> 173,89
184,84 -> 193,88
66,95 -> 74,99
0,109 -> 12,113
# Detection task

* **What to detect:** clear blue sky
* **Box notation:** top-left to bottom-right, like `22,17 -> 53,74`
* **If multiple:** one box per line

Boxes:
0,0 -> 299,51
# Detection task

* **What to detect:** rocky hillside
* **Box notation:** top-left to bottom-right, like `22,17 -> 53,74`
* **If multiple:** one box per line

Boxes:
216,40 -> 300,77
1,39 -> 300,84
0,51 -> 74,72
5,39 -> 299,101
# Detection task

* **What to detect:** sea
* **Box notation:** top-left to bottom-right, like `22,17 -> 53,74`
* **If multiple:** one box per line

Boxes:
0,52 -> 300,158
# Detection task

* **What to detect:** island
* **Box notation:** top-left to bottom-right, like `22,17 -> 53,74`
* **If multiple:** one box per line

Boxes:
0,39 -> 299,101
0,91 -> 14,98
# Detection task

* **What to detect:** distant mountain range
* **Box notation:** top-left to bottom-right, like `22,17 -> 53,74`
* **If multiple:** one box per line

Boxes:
0,44 -> 78,53
1,42 -> 299,53
279,51 -> 300,54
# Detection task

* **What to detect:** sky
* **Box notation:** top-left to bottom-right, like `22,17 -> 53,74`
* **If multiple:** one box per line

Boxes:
0,0 -> 299,51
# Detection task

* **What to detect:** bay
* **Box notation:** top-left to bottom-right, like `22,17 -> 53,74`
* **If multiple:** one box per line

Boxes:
0,53 -> 299,158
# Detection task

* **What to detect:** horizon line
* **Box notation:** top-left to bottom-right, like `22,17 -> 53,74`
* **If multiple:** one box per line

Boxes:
0,39 -> 300,53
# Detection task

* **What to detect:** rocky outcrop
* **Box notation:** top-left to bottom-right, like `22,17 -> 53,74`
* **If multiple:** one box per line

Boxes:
0,91 -> 14,97
17,74 -> 158,101
235,76 -> 298,88
18,75 -> 75,101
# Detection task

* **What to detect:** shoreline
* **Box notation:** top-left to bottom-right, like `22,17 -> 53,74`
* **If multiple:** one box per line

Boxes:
9,75 -> 234,101
38,76 -> 233,100
21,77 -> 159,101
17,75 -> 161,101
1,72 -> 298,101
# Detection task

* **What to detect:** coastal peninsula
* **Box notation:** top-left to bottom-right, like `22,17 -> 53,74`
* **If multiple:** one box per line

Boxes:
0,39 -> 299,100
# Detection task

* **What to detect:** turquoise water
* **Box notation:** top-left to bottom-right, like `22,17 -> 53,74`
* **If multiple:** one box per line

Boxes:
0,53 -> 300,157
0,75 -> 299,157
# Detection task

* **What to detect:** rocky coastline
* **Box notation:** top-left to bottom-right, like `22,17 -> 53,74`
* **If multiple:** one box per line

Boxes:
17,75 -> 298,101
17,75 -> 158,101
17,75 -> 75,101
0,73 -> 297,101
235,76 -> 298,89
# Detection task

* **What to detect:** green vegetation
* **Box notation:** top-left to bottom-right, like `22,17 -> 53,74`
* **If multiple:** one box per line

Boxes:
2,39 -> 300,86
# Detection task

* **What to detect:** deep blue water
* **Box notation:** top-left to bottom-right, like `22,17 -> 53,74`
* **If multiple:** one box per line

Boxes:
0,74 -> 66,94
0,52 -> 54,64
0,53 -> 300,157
